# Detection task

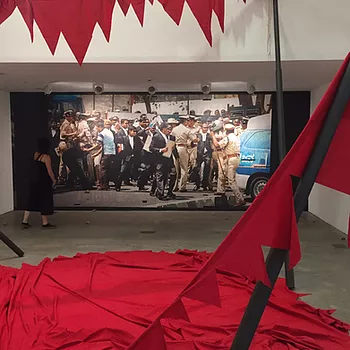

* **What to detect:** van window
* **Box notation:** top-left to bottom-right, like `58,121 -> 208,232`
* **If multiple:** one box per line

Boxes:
244,131 -> 270,149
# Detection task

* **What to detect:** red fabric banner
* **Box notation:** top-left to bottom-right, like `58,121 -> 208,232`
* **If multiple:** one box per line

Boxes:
0,0 -> 233,64
158,0 -> 185,25
17,0 -> 34,41
0,0 -> 16,26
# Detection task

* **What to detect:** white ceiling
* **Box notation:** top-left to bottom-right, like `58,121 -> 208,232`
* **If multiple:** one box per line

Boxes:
0,60 -> 341,93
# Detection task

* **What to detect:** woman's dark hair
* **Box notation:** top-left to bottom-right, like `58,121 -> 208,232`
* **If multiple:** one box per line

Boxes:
37,137 -> 51,154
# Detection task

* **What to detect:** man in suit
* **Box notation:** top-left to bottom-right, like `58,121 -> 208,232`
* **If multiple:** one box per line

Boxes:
136,115 -> 150,143
193,123 -> 213,191
116,126 -> 143,191
150,123 -> 176,200
115,118 -> 131,185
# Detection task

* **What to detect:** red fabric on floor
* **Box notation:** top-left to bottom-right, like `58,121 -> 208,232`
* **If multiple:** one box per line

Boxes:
0,250 -> 349,349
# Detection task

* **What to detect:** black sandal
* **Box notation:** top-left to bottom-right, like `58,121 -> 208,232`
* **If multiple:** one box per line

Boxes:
22,222 -> 31,229
42,223 -> 56,229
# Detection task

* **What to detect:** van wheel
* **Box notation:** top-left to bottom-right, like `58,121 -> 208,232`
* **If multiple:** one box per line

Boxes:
249,176 -> 269,200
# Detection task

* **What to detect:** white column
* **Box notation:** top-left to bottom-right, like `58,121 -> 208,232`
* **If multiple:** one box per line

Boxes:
309,84 -> 350,234
0,91 -> 14,215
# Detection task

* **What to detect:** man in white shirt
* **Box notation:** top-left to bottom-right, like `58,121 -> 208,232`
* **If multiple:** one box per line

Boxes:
96,120 -> 116,190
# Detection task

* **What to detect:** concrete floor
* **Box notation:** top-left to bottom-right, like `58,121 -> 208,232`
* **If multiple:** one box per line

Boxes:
0,210 -> 349,323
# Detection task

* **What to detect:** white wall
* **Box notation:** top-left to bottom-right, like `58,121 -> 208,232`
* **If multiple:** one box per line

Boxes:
0,0 -> 349,63
309,84 -> 350,234
0,91 -> 14,215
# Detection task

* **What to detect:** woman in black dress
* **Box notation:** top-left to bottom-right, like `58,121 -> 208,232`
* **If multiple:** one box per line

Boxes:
22,138 -> 57,228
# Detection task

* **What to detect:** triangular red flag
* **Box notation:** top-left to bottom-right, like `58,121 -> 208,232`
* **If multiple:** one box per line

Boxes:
128,320 -> 167,350
117,0 -> 131,16
182,269 -> 221,307
158,0 -> 185,25
162,299 -> 190,321
0,0 -> 16,26
31,0 -> 61,55
130,0 -> 145,26
315,101 -> 350,195
98,0 -> 116,41
186,0 -> 213,45
213,0 -> 224,33
17,0 -> 34,42
276,53 -> 350,193
58,0 -> 99,65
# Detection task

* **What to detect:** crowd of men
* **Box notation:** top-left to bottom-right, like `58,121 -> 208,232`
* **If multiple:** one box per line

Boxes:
49,109 -> 249,206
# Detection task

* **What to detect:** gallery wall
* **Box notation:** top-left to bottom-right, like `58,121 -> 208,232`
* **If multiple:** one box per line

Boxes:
0,91 -> 13,215
309,84 -> 350,234
0,0 -> 349,64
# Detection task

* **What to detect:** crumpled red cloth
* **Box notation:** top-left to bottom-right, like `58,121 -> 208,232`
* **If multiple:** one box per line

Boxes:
0,250 -> 349,349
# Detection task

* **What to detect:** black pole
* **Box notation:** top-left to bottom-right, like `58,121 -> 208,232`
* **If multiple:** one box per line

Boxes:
0,231 -> 24,257
231,60 -> 350,350
272,0 -> 295,290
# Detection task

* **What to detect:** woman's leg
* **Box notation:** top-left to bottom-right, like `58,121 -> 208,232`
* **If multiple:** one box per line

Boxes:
23,211 -> 30,223
41,215 -> 49,226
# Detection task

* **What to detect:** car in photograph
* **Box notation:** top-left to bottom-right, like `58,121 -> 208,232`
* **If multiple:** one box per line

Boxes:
236,113 -> 271,199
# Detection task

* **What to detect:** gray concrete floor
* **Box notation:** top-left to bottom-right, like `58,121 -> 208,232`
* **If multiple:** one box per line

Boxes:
0,210 -> 349,323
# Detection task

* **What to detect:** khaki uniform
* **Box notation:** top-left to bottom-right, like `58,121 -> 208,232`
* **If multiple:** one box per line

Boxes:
60,119 -> 77,148
234,126 -> 243,137
172,123 -> 193,191
77,120 -> 93,145
210,130 -> 226,190
218,133 -> 244,203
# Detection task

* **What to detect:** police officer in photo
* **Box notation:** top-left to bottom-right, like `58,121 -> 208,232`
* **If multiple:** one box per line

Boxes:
171,115 -> 193,192
211,123 -> 245,206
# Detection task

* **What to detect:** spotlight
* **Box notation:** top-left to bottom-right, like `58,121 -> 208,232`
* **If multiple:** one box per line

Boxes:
94,84 -> 104,95
148,86 -> 157,96
201,84 -> 211,95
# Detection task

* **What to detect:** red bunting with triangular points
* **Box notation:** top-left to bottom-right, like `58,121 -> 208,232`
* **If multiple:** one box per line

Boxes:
128,320 -> 167,350
98,0 -> 116,41
0,0 -> 16,26
0,0 -> 239,64
183,268 -> 221,308
158,0 -> 185,25
17,0 -> 34,42
31,0 -> 61,55
162,299 -> 190,321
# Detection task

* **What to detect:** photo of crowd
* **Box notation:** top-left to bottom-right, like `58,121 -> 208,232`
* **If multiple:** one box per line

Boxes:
47,93 -> 272,208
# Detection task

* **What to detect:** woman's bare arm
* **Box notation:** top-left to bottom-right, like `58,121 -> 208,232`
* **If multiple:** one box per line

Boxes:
43,155 -> 56,185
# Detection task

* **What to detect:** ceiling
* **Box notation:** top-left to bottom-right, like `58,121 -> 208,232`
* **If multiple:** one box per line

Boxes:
0,60 -> 341,93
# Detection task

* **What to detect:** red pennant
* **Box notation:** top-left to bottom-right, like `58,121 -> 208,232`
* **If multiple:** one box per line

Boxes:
162,299 -> 190,321
128,321 -> 167,350
213,0 -> 224,33
186,0 -> 213,45
183,269 -> 221,308
315,102 -> 350,195
17,0 -> 34,42
0,0 -> 16,26
98,0 -> 116,41
58,0 -> 99,65
158,0 -> 185,25
130,0 -> 145,26
117,0 -> 131,16
31,0 -> 61,55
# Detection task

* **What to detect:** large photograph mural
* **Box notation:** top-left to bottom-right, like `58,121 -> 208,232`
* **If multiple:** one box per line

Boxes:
46,93 -> 272,209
